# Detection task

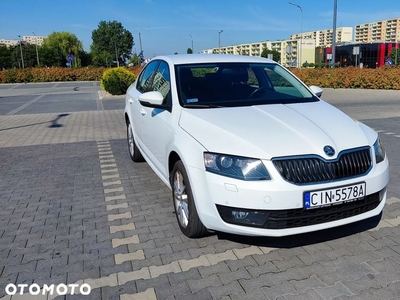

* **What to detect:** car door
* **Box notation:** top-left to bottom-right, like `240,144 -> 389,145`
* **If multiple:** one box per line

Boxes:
128,60 -> 159,149
140,60 -> 173,180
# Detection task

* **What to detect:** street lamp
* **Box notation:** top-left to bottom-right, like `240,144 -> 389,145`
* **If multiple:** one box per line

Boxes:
114,42 -> 119,67
32,32 -> 40,66
332,0 -> 338,69
218,30 -> 223,54
189,34 -> 194,53
289,2 -> 303,68
18,35 -> 25,69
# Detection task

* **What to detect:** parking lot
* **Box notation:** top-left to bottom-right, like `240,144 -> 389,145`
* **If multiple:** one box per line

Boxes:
0,82 -> 399,300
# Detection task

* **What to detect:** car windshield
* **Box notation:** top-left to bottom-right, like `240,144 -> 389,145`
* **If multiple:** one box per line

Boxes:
175,62 -> 318,108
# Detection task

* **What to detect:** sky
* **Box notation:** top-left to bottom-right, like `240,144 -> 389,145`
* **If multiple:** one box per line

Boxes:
1,0 -> 400,58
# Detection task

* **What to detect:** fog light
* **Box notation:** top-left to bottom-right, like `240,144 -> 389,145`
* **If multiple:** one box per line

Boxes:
232,211 -> 249,219
217,205 -> 269,228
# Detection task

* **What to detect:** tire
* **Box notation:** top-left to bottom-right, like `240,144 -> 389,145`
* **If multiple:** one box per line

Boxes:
171,160 -> 208,238
127,122 -> 144,162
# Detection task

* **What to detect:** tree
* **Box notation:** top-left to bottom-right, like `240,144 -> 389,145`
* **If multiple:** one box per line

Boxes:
0,45 -> 12,69
128,53 -> 140,66
9,43 -> 38,68
91,21 -> 134,67
41,32 -> 83,67
390,47 -> 400,65
261,48 -> 281,62
187,48 -> 193,54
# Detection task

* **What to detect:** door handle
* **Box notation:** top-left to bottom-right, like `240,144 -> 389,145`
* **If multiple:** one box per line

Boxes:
128,98 -> 134,104
140,109 -> 146,116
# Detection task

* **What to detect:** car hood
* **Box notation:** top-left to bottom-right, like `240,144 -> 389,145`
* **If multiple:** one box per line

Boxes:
179,101 -> 372,160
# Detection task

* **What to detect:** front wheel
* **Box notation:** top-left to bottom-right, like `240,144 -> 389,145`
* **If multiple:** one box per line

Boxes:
127,122 -> 144,162
171,160 -> 207,238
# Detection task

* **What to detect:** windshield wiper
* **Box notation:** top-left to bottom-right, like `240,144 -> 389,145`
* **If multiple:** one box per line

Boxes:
182,104 -> 225,108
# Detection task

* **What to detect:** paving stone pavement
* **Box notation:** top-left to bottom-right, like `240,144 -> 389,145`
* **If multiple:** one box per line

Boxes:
0,84 -> 399,300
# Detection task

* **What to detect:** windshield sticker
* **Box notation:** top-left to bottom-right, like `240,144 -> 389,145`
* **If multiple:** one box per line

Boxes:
187,98 -> 199,103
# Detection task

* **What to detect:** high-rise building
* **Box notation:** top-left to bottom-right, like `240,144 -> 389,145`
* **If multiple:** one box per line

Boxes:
290,27 -> 353,47
355,18 -> 400,43
22,35 -> 47,46
0,35 -> 47,47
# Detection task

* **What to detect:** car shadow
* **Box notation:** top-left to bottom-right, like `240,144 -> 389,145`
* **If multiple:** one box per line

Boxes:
213,213 -> 382,248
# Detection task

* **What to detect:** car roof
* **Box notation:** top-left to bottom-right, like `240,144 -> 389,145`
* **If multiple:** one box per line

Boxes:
151,54 -> 276,65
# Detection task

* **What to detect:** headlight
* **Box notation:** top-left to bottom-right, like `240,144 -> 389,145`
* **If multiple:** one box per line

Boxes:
204,153 -> 271,181
373,138 -> 385,164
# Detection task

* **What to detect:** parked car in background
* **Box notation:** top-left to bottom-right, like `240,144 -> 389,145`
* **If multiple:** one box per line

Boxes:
124,54 -> 389,238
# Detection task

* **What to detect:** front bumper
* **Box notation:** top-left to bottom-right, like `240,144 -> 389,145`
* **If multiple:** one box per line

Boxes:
187,157 -> 389,237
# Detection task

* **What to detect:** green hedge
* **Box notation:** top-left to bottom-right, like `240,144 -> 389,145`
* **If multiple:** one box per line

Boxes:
2,65 -> 400,90
0,66 -> 143,84
292,66 -> 400,90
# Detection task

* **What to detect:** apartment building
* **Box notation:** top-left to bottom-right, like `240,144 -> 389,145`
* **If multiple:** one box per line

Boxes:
201,39 -> 315,68
290,27 -> 353,47
0,35 -> 47,47
355,18 -> 400,42
202,41 -> 273,56
0,39 -> 18,47
22,35 -> 47,46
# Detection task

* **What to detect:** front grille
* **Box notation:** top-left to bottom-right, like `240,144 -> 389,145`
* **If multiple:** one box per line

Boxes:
263,192 -> 380,229
273,148 -> 372,184
216,191 -> 381,229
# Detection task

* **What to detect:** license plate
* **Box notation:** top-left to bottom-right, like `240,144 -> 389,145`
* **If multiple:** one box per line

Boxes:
304,182 -> 366,209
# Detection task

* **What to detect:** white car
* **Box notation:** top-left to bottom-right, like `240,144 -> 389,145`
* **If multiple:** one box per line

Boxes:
124,54 -> 389,238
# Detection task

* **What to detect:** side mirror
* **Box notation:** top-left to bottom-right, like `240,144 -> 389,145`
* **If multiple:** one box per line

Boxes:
309,86 -> 323,98
139,91 -> 171,112
139,91 -> 164,105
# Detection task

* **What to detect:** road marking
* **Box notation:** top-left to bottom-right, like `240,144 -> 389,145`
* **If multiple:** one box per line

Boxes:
6,94 -> 45,116
5,213 -> 399,300
120,288 -> 157,300
102,174 -> 120,180
105,194 -> 126,202
107,202 -> 129,211
98,151 -> 113,155
99,155 -> 115,159
110,223 -> 136,233
101,163 -> 117,168
108,211 -> 132,222
103,180 -> 122,187
112,235 -> 140,248
100,158 -> 116,163
104,187 -> 124,194
115,250 -> 145,264
101,168 -> 119,174
97,143 -> 110,148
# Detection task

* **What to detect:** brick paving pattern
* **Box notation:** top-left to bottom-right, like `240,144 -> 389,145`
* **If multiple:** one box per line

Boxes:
0,83 -> 399,299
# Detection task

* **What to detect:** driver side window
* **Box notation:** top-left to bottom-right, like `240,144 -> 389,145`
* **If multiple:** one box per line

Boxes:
137,61 -> 159,93
151,61 -> 171,105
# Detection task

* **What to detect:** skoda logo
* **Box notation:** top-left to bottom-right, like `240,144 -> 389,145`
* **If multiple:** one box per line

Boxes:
324,146 -> 335,157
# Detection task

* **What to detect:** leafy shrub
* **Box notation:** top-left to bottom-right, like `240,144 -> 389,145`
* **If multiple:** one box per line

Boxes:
291,66 -> 400,90
100,67 -> 136,95
4,69 -> 18,83
0,67 -> 108,83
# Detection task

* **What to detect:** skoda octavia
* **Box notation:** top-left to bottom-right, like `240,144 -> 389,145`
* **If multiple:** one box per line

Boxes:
124,54 -> 389,238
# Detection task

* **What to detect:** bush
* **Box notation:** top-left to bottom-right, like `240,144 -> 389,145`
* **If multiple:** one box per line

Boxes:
100,67 -> 136,95
0,67 -> 107,83
291,66 -> 400,90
